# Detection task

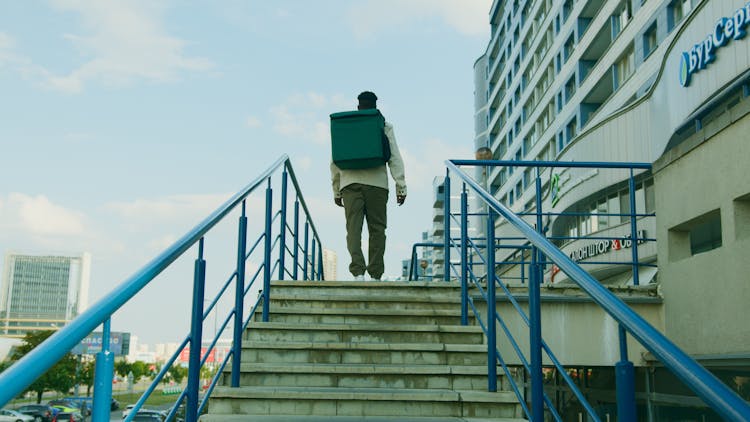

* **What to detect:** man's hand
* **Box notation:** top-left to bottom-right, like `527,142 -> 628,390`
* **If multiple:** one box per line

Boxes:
397,194 -> 406,206
334,197 -> 343,207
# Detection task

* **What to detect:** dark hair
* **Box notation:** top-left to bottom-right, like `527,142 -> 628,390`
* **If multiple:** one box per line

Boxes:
357,91 -> 377,109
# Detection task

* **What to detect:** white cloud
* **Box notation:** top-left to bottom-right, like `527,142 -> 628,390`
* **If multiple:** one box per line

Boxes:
347,0 -> 492,39
0,193 -> 86,236
105,193 -> 232,221
246,116 -> 262,128
270,92 -> 351,145
0,32 -> 14,50
40,0 -> 213,93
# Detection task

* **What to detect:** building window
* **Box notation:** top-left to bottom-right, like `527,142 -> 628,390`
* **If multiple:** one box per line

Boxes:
563,34 -> 575,63
668,0 -> 691,31
614,45 -> 635,89
689,212 -> 723,255
565,76 -> 577,103
612,0 -> 633,38
515,181 -> 523,199
566,117 -> 578,142
643,23 -> 658,58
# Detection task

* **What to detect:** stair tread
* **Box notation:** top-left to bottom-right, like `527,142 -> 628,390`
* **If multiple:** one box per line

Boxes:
247,322 -> 483,332
242,341 -> 486,351
211,386 -> 518,403
200,416 -> 524,422
271,281 -> 463,288
263,307 -> 466,316
269,293 -> 463,303
236,363 -> 498,375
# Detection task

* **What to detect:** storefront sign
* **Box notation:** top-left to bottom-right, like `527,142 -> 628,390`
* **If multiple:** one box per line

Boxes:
568,230 -> 646,262
679,2 -> 750,87
72,331 -> 130,356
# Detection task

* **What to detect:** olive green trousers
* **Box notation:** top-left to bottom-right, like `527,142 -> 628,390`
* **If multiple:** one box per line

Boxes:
341,183 -> 388,279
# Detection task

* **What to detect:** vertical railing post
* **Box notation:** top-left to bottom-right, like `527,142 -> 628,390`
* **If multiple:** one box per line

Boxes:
303,220 -> 310,281
529,166 -> 545,421
231,201 -> 247,387
293,200 -> 300,280
616,325 -> 637,421
92,317 -> 114,421
320,240 -> 324,280
460,184 -> 469,326
311,236 -> 317,281
628,169 -> 640,286
187,239 -> 206,422
278,168 -> 288,280
262,180 -> 273,322
443,171 -> 451,281
486,209 -> 497,392
410,246 -> 418,281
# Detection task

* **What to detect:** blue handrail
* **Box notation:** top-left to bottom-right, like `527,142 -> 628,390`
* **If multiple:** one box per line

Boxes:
0,155 -> 325,421
444,159 -> 750,421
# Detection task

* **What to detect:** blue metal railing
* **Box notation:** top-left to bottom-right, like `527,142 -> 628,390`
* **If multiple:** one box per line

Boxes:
410,159 -> 750,421
0,155 -> 324,422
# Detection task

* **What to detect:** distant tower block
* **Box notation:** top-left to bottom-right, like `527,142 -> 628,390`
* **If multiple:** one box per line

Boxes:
1,252 -> 91,338
322,249 -> 337,281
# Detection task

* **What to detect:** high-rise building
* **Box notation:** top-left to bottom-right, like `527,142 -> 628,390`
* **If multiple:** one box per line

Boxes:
322,249 -> 337,281
472,0 -> 750,416
1,252 -> 91,337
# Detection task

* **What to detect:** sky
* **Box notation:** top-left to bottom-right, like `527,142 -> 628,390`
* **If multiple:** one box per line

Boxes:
0,0 -> 492,346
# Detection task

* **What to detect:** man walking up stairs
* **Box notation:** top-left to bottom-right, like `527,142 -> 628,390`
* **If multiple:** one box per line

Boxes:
202,280 -> 525,421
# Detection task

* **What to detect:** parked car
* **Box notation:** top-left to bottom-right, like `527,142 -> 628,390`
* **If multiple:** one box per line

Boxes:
50,412 -> 83,422
0,409 -> 34,422
132,410 -> 164,422
14,405 -> 56,422
45,402 -> 79,417
110,398 -> 120,411
61,399 -> 90,416
121,404 -> 134,419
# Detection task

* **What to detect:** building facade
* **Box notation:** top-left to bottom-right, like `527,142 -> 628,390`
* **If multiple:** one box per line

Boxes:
0,252 -> 91,337
473,0 -> 750,417
322,248 -> 337,281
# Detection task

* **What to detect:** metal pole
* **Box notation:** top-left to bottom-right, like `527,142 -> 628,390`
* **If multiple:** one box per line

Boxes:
410,245 -> 418,281
311,236 -> 317,281
629,169 -> 640,286
460,185 -> 469,326
486,210 -> 497,392
278,168 -> 288,280
231,201 -> 247,387
530,166 -> 544,421
529,246 -> 544,420
444,171 -> 451,281
303,220 -> 309,281
616,325 -> 637,421
92,317 -> 114,421
293,200 -> 300,280
320,240 -> 324,280
262,180 -> 273,322
186,239 -> 206,422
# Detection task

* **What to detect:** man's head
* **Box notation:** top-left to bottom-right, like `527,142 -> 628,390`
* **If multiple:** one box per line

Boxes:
357,91 -> 378,110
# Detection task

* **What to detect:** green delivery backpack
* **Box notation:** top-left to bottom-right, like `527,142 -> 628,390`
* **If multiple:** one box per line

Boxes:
330,109 -> 392,170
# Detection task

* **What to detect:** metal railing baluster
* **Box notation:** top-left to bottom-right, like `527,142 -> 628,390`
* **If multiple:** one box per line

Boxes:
262,180 -> 273,322
232,201 -> 247,387
187,238 -> 206,422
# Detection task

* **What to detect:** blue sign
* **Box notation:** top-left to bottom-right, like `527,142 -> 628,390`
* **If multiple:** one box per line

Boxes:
71,332 -> 130,356
679,2 -> 750,87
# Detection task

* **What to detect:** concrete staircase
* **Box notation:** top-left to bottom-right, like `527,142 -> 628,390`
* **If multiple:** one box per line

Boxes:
201,280 -> 525,422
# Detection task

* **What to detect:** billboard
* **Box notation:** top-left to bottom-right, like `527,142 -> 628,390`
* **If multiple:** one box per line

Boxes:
72,332 -> 130,356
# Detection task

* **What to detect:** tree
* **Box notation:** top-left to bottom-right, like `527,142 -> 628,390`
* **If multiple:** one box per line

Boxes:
78,358 -> 96,396
166,365 -> 188,385
114,360 -> 132,378
11,330 -> 77,403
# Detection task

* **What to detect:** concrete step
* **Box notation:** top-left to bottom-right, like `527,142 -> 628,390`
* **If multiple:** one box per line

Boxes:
269,280 -> 470,297
200,415 -> 526,422
244,322 -> 485,344
256,306 -> 474,325
222,362 -> 507,391
206,386 -> 521,418
268,293 -> 463,312
239,341 -> 488,365
200,416 -> 526,422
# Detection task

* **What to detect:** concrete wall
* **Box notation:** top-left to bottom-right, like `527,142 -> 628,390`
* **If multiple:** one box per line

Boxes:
654,109 -> 750,356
